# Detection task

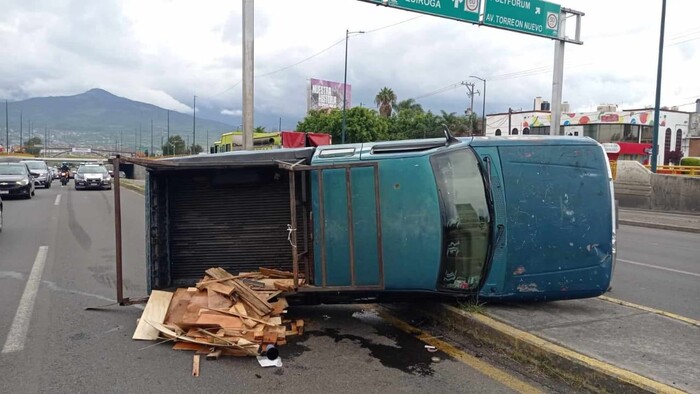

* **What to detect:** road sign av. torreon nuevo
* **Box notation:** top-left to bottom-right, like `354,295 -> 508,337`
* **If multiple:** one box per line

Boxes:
367,0 -> 481,24
483,0 -> 561,38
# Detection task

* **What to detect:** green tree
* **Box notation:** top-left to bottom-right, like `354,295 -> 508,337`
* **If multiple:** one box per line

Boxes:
297,107 -> 388,143
24,136 -> 43,156
162,135 -> 186,155
191,144 -> 203,154
396,98 -> 423,113
374,87 -> 397,117
254,126 -> 266,134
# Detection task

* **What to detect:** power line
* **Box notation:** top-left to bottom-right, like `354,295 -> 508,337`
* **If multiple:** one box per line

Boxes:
209,15 -> 423,98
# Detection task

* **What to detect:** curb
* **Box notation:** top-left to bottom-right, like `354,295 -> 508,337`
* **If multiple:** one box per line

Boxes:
618,219 -> 700,233
119,180 -> 145,195
416,304 -> 684,394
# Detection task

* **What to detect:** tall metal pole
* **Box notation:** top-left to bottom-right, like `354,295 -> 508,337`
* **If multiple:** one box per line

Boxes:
342,29 -> 349,144
5,100 -> 8,150
242,0 -> 254,150
650,0 -> 666,173
150,119 -> 154,157
192,95 -> 196,153
550,12 -> 566,135
20,111 -> 23,150
166,110 -> 170,145
206,129 -> 209,153
482,80 -> 486,135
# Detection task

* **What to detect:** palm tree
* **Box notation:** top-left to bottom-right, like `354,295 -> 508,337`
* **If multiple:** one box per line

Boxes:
374,87 -> 397,117
396,98 -> 423,113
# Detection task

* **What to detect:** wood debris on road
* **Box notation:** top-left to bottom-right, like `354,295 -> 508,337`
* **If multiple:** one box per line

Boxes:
134,267 -> 304,366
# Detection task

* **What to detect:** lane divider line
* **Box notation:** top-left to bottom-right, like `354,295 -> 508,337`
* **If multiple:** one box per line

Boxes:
2,246 -> 49,354
617,258 -> 700,278
54,194 -> 61,206
598,295 -> 700,328
376,306 -> 542,394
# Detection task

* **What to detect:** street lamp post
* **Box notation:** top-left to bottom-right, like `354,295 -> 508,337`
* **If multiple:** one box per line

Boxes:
342,29 -> 364,144
469,75 -> 486,135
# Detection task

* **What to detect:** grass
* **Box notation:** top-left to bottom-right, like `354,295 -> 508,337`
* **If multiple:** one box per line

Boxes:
458,297 -> 487,314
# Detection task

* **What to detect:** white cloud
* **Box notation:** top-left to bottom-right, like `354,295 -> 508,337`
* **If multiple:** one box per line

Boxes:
221,109 -> 242,116
0,0 -> 698,127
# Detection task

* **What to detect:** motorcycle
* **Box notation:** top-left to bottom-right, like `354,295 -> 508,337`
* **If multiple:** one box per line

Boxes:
60,171 -> 69,186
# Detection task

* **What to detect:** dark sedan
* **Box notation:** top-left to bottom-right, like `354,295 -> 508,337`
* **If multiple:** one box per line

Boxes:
0,163 -> 36,199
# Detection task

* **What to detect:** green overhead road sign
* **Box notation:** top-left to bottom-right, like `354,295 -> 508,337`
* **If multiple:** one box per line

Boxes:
364,0 -> 481,24
483,0 -> 561,39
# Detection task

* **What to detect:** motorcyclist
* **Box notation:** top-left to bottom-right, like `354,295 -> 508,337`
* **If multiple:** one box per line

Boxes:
59,162 -> 71,179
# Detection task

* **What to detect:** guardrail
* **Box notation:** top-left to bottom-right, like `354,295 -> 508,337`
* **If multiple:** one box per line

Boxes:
644,164 -> 700,176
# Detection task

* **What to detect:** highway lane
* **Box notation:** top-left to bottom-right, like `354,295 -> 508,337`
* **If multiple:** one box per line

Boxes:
0,181 -> 552,393
612,225 -> 700,321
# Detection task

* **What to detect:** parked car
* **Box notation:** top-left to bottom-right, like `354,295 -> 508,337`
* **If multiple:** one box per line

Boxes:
20,160 -> 52,189
0,163 -> 36,199
0,194 -> 3,232
74,164 -> 112,190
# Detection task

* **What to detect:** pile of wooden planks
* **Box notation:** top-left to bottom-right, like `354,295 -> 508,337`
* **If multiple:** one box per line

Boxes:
133,267 -> 305,364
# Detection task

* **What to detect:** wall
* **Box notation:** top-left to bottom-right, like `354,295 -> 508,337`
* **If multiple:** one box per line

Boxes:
132,163 -> 148,180
614,160 -> 700,212
614,161 -> 652,209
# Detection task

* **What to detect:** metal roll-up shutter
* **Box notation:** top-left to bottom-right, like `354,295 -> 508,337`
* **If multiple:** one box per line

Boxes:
168,168 -> 299,284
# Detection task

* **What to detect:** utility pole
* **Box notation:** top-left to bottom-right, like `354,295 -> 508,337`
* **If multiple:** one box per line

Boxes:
550,12 -> 566,135
242,0 -> 254,150
5,100 -> 8,150
192,95 -> 197,153
206,129 -> 209,153
28,119 -> 31,144
150,119 -> 154,157
508,108 -> 513,135
167,110 -> 170,144
651,0 -> 667,172
44,127 -> 48,157
461,81 -> 479,134
138,124 -> 142,154
120,130 -> 123,152
20,111 -> 23,150
279,117 -> 282,132
134,127 -> 137,153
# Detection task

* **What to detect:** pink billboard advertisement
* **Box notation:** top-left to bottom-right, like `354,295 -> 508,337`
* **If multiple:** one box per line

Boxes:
308,78 -> 351,111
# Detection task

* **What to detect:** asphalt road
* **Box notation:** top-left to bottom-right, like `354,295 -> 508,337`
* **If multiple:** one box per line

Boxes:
0,182 -> 552,393
613,225 -> 700,320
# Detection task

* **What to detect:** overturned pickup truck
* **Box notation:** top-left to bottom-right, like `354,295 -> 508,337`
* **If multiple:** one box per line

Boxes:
114,135 -> 616,303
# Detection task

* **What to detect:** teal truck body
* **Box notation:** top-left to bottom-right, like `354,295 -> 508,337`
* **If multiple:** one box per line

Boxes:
136,135 -> 615,302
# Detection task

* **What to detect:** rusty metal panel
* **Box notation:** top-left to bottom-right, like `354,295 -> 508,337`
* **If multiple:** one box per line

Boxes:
165,168 -> 302,286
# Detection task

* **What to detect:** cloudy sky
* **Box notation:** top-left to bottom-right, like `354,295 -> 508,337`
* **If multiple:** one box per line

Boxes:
0,0 -> 698,130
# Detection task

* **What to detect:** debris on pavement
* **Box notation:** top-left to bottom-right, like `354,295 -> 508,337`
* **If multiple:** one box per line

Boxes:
133,267 -> 305,368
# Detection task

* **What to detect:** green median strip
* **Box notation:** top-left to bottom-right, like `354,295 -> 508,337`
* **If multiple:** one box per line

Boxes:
120,180 -> 145,195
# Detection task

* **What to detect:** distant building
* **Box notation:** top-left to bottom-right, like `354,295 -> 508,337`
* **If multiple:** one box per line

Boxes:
486,102 -> 694,165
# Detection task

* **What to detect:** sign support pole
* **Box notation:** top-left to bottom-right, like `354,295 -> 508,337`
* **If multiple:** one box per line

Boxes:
550,12 -> 565,135
242,0 -> 254,151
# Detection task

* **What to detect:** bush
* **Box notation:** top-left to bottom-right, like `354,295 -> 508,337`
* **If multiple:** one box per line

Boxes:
680,157 -> 700,166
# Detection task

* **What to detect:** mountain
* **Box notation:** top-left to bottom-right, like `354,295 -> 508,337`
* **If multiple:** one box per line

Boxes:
2,89 -> 234,148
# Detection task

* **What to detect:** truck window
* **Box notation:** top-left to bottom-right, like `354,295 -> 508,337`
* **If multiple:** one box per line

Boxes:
431,149 -> 491,291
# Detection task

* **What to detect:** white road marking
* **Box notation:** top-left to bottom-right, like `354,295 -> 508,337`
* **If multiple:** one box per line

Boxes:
618,258 -> 700,278
2,246 -> 49,354
54,194 -> 61,206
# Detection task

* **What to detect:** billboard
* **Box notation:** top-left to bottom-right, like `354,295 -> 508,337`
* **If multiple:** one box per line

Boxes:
308,78 -> 351,111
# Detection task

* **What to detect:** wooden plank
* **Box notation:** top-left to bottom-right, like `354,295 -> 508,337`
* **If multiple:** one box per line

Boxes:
211,308 -> 276,327
196,272 -> 260,289
192,355 -> 200,377
263,331 -> 278,344
144,320 -> 251,352
258,267 -> 295,278
172,342 -> 210,352
205,282 -> 235,296
163,288 -> 192,327
296,319 -> 305,335
195,311 -> 243,329
132,290 -> 174,340
230,279 -> 273,315
207,288 -> 233,309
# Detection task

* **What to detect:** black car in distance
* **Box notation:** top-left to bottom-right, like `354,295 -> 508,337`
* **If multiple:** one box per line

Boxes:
0,163 -> 37,199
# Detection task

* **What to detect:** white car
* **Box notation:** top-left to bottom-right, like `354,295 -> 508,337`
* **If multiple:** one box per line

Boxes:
74,165 -> 112,190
